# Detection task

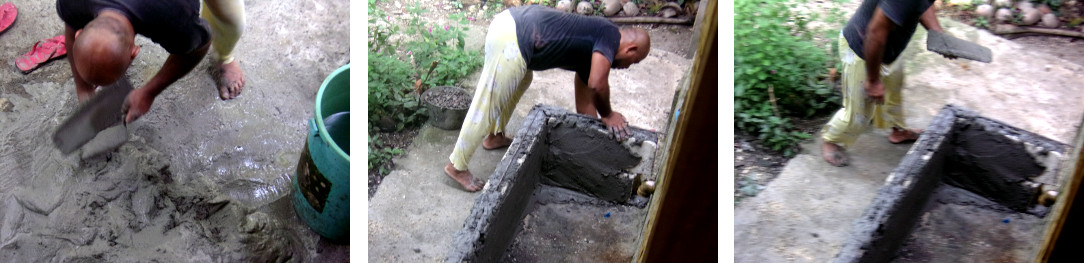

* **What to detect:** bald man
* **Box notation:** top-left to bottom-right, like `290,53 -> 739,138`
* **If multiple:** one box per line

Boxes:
58,0 -> 210,123
444,5 -> 651,192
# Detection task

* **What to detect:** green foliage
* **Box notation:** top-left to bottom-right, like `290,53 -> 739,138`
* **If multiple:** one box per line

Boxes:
368,134 -> 405,175
403,6 -> 484,88
735,0 -> 842,156
974,16 -> 990,29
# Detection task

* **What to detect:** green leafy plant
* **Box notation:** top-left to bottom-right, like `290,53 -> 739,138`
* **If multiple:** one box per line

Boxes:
403,6 -> 484,88
368,134 -> 405,175
735,0 -> 841,156
974,16 -> 990,29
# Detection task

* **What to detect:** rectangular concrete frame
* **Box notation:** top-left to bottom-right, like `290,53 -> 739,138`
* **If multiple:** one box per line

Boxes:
446,105 -> 658,262
834,104 -> 1067,263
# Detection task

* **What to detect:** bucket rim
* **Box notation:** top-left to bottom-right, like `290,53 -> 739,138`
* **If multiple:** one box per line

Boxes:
315,63 -> 350,161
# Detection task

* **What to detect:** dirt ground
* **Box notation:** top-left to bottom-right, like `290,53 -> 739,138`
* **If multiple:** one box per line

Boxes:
0,0 -> 349,261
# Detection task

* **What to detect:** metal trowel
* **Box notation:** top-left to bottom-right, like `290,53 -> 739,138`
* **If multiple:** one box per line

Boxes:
53,78 -> 133,155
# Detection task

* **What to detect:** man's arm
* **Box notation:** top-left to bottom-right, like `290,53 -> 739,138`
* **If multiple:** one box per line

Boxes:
124,40 -> 210,123
864,7 -> 895,104
587,52 -> 630,140
919,5 -> 944,33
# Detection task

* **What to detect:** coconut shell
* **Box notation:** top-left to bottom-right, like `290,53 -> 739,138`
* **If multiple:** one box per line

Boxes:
623,2 -> 639,16
976,4 -> 995,18
1021,8 -> 1042,25
996,8 -> 1013,22
577,1 -> 593,15
1041,13 -> 1059,27
602,0 -> 621,16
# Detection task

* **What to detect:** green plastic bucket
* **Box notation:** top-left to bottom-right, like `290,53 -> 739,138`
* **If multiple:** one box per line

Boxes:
293,64 -> 350,242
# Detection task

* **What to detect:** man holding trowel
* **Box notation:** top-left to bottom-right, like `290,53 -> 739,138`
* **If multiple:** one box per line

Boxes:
57,0 -> 211,124
444,5 -> 652,192
820,0 -> 960,166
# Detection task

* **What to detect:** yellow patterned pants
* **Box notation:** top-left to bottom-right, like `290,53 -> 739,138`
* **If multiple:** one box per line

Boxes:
821,34 -> 909,148
202,0 -> 245,64
449,10 -> 533,171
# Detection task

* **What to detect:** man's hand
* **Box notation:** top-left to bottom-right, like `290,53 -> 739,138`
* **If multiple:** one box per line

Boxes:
122,87 -> 154,123
601,111 -> 631,141
865,80 -> 885,104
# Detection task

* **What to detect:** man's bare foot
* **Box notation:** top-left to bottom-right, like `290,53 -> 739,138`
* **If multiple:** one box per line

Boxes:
444,163 -> 485,192
213,60 -> 245,100
482,133 -> 513,150
889,128 -> 923,144
822,141 -> 849,167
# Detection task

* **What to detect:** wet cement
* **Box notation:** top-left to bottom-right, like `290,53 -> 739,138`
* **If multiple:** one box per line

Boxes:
834,105 -> 1065,263
0,0 -> 349,261
448,105 -> 656,262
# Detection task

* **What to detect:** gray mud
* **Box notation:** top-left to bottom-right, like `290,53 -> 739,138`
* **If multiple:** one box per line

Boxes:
502,185 -> 645,263
0,0 -> 349,261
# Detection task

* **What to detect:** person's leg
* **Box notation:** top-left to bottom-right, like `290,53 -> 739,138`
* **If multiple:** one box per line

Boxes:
446,10 -> 526,191
483,71 -> 533,150
873,63 -> 921,143
573,73 -> 598,117
201,0 -> 246,100
821,35 -> 876,166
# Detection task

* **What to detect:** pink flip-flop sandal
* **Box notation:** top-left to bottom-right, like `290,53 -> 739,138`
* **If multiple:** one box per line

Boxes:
0,2 -> 16,34
16,35 -> 66,73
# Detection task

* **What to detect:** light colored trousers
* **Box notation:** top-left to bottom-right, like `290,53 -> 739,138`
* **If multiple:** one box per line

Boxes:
821,34 -> 909,148
449,10 -> 533,171
201,0 -> 244,64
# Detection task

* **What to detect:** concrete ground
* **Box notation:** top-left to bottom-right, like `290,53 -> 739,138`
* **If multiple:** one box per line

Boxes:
734,18 -> 1084,262
0,0 -> 348,261
366,17 -> 695,261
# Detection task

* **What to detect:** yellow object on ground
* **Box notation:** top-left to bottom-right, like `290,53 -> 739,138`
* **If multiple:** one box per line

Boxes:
202,0 -> 245,64
822,34 -> 910,148
449,10 -> 533,171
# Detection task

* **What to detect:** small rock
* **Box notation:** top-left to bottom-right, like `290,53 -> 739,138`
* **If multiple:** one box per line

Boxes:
1015,1 -> 1034,10
556,0 -> 573,12
975,4 -> 995,18
623,1 -> 639,16
577,1 -> 594,15
0,98 -> 11,112
994,0 -> 1011,8
1021,8 -> 1042,25
1041,13 -> 1059,27
662,7 -> 678,18
1037,4 -> 1052,14
996,8 -> 1013,22
602,0 -> 621,16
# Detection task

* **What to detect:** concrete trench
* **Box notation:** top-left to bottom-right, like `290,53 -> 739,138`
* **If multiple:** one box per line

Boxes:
446,105 -> 658,262
834,105 -> 1067,263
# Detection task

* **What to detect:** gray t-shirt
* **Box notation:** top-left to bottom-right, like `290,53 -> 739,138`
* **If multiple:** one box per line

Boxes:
842,0 -> 934,64
510,5 -> 621,84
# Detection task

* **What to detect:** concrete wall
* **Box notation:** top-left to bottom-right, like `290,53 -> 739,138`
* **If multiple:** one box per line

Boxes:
447,105 -> 658,262
834,105 -> 1067,263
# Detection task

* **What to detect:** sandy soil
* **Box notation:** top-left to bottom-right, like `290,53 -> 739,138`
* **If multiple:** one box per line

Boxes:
0,0 -> 349,261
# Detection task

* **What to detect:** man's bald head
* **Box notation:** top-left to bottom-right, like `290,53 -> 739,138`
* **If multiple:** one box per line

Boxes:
613,27 -> 651,69
72,10 -> 137,86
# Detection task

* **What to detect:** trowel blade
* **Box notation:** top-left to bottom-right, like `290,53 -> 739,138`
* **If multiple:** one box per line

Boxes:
53,78 -> 133,154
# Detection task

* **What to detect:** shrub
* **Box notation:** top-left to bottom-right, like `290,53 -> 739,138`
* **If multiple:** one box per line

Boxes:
735,0 -> 842,156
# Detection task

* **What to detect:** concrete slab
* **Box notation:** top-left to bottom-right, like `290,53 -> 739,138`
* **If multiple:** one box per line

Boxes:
735,17 -> 1084,262
0,0 -> 349,261
368,40 -> 692,262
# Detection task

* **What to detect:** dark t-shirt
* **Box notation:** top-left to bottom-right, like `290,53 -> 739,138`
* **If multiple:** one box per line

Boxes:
842,0 -> 934,64
57,0 -> 210,54
509,5 -> 621,84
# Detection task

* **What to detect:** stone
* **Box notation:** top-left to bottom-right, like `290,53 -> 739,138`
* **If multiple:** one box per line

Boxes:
623,1 -> 639,16
1041,13 -> 1059,27
602,0 -> 621,16
556,0 -> 573,12
576,1 -> 594,15
996,8 -> 1013,22
0,98 -> 11,112
976,4 -> 995,18
1015,1 -> 1034,10
1021,8 -> 1042,25
662,7 -> 678,18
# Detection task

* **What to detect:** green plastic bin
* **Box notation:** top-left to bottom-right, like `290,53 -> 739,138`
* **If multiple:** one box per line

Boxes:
293,64 -> 350,242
